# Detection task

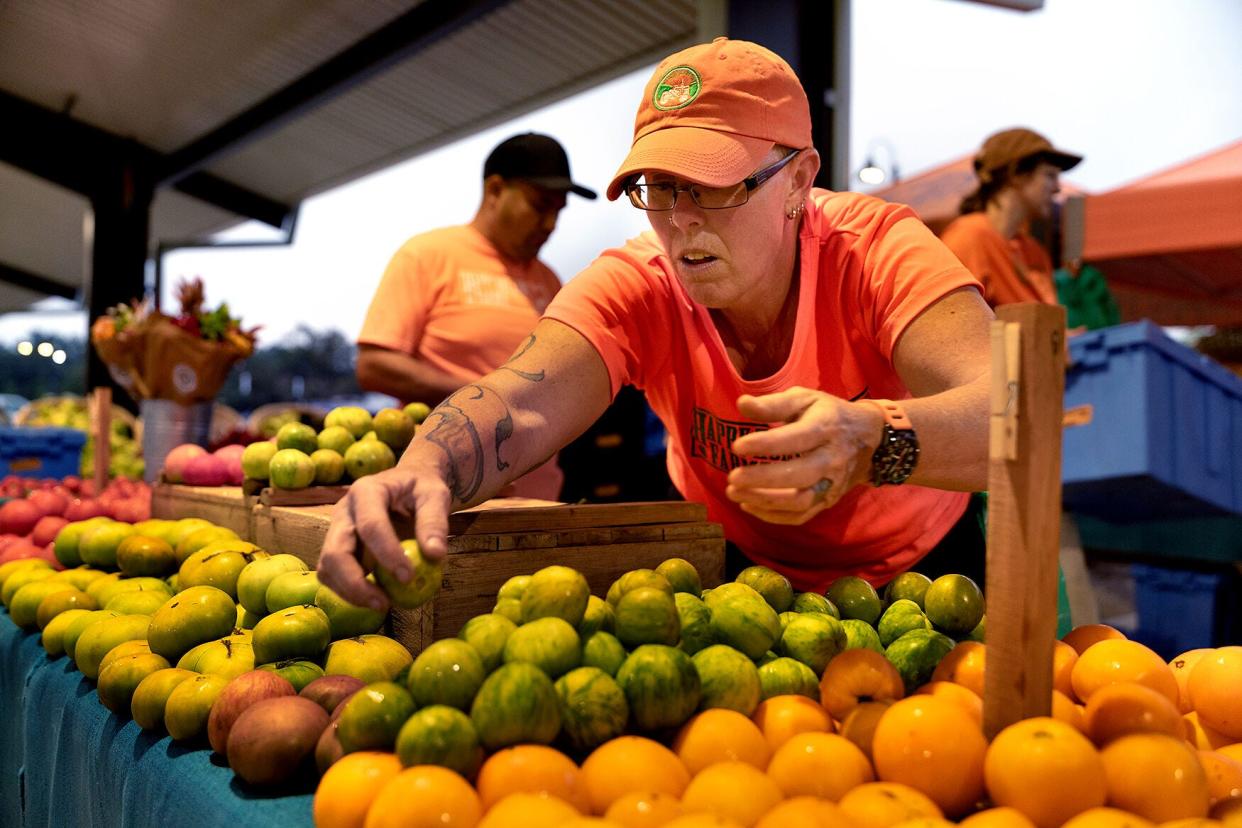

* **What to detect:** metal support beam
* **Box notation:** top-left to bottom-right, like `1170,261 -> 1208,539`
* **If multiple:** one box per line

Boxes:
0,91 -> 295,230
726,0 -> 850,191
0,261 -> 78,301
85,149 -> 153,408
157,0 -> 510,184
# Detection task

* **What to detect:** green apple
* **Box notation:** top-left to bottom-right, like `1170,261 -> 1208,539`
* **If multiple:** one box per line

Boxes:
105,590 -> 170,616
78,522 -> 135,569
257,659 -> 324,693
372,408 -> 415,454
131,668 -> 196,731
323,634 -> 413,684
275,422 -> 319,454
343,440 -> 396,480
373,539 -> 442,610
324,406 -> 373,439
311,449 -> 345,485
97,653 -> 171,715
315,583 -> 386,639
9,581 -> 75,629
75,613 -> 152,679
165,518 -> 217,550
147,585 -> 238,663
42,608 -> 93,656
269,448 -> 315,489
165,673 -> 230,741
252,605 -> 331,664
241,441 -> 278,481
62,610 -> 121,663
236,554 -> 306,615
174,526 -> 240,565
48,567 -> 108,592
98,639 -> 151,676
92,576 -> 173,609
36,587 -> 99,629
316,426 -> 355,456
178,546 -> 269,601
403,402 -> 431,425
265,570 -> 320,613
178,636 -> 255,679
2,567 -> 55,608
53,517 -> 112,568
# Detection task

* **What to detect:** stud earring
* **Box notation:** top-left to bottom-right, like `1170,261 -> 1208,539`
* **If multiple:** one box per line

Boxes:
786,204 -> 803,220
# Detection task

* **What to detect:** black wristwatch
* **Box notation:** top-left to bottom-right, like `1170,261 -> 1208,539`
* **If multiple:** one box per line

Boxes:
865,399 -> 919,486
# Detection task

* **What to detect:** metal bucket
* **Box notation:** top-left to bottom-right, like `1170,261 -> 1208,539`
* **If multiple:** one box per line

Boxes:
139,399 -> 213,483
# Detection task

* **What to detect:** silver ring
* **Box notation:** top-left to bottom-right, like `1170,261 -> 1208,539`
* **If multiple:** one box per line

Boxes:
811,477 -> 832,504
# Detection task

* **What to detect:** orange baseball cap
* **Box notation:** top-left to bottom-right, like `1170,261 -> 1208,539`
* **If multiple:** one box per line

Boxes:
605,37 -> 812,201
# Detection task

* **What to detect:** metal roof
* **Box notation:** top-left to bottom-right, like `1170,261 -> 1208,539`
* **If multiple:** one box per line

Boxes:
0,0 -> 700,313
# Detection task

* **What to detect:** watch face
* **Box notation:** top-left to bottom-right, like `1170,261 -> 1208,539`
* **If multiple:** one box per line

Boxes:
873,426 -> 919,485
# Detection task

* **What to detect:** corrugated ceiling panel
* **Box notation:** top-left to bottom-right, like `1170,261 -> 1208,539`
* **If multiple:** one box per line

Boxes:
0,0 -> 417,151
204,0 -> 697,200
0,164 -> 87,293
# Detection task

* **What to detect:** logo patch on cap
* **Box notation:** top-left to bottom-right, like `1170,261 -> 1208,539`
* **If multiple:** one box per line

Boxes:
652,65 -> 701,111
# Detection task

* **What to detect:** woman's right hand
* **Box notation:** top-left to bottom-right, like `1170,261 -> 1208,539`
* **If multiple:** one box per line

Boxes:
317,464 -> 453,611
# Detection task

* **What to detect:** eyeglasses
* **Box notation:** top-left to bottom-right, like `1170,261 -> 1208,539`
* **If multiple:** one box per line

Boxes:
624,150 -> 801,211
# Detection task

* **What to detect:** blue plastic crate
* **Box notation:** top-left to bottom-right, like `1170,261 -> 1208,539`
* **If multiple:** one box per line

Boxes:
1063,321 -> 1242,520
1130,563 -> 1237,658
0,427 -> 87,479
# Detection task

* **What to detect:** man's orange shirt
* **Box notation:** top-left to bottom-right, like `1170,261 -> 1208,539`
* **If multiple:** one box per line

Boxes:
544,190 -> 979,590
359,224 -> 563,498
940,211 -> 1057,307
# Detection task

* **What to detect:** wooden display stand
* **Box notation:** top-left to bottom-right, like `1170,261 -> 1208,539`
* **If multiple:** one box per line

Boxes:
151,484 -> 254,538
984,303 -> 1067,738
256,500 -> 725,654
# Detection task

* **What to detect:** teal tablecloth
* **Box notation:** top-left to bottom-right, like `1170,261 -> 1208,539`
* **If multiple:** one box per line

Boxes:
0,610 -> 314,828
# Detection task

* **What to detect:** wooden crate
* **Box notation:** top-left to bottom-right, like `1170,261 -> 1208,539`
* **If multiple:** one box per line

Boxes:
252,500 -> 725,655
150,484 -> 254,538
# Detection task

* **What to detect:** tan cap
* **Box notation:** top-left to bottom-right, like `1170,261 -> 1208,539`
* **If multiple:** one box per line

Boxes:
974,127 -> 1082,181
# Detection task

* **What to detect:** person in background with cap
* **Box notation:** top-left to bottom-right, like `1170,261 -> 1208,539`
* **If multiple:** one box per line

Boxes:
355,132 -> 596,499
323,39 -> 995,610
941,127 -> 1083,309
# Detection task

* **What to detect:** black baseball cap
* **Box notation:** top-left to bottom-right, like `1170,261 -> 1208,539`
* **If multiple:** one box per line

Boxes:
483,133 -> 597,200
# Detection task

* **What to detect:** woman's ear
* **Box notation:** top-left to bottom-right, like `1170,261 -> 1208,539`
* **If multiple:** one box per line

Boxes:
788,148 -> 821,206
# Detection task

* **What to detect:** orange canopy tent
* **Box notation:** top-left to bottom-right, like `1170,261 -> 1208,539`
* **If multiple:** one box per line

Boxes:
1063,139 -> 1242,326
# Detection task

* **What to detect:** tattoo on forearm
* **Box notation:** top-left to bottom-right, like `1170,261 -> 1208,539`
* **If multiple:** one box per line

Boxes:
494,411 -> 513,472
423,387 -> 487,502
499,334 -> 545,382
422,383 -> 519,503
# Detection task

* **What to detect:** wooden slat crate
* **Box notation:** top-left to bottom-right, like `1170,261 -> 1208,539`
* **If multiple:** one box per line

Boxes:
252,500 -> 725,655
151,484 -> 254,539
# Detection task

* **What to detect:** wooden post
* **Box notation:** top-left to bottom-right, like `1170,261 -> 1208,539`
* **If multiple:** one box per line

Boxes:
91,387 -> 112,493
983,303 -> 1066,739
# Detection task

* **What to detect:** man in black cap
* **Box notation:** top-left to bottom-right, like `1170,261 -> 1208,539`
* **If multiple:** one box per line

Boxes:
356,132 -> 595,498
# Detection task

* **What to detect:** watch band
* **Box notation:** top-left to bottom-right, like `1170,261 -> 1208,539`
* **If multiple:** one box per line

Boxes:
863,399 -> 919,486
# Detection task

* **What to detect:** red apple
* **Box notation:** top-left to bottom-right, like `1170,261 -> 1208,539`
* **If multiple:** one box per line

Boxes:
213,445 -> 246,486
182,453 -> 230,487
64,498 -> 108,522
299,675 -> 365,716
0,500 -> 42,536
206,671 -> 296,755
226,696 -> 329,786
62,476 -> 82,493
28,489 -> 69,518
31,515 -> 68,547
163,444 -> 207,483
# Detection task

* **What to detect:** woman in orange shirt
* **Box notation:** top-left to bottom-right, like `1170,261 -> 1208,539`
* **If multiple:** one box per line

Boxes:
318,39 -> 997,609
941,128 -> 1082,309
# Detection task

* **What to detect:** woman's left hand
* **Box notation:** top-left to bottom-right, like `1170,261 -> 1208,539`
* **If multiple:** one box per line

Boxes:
725,387 -> 882,525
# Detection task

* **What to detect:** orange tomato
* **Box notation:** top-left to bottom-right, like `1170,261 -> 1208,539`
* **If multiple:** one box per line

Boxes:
1099,733 -> 1210,823
673,709 -> 770,775
984,716 -> 1106,828
870,695 -> 986,817
766,731 -> 874,800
